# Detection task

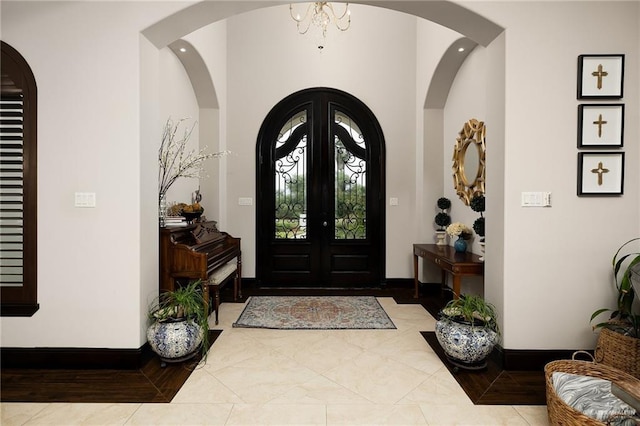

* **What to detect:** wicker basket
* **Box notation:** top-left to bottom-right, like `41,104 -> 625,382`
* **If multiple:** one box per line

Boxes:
545,359 -> 640,425
595,328 -> 640,379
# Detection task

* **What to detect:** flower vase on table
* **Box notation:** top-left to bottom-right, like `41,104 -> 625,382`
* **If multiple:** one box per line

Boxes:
446,222 -> 472,254
454,236 -> 467,253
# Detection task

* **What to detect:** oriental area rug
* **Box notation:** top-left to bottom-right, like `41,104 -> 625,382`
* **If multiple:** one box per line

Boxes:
232,296 -> 396,330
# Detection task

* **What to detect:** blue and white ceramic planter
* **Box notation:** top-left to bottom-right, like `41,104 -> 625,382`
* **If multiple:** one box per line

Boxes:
435,316 -> 498,367
147,318 -> 203,361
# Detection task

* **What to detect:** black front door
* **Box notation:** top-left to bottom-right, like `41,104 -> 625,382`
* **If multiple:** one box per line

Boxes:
256,88 -> 385,287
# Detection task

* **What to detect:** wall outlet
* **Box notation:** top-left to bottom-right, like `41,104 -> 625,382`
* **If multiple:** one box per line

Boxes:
389,197 -> 399,206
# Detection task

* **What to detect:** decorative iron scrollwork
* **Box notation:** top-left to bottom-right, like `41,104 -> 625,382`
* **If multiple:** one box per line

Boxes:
274,113 -> 308,239
334,112 -> 367,240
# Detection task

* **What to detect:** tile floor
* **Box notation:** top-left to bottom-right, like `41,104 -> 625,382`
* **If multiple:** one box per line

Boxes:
1,298 -> 550,425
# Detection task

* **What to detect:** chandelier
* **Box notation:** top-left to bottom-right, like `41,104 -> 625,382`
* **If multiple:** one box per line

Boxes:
289,2 -> 351,49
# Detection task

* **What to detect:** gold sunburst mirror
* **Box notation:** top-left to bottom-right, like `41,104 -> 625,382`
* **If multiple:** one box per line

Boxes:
452,119 -> 486,205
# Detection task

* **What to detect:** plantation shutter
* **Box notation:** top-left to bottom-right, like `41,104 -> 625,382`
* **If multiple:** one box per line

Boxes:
0,95 -> 24,286
1,41 -> 38,316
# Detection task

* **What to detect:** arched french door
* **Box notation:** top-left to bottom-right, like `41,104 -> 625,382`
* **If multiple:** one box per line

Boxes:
256,88 -> 385,288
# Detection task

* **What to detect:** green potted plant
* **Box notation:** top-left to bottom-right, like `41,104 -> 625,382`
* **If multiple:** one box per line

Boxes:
147,279 -> 210,366
470,194 -> 485,260
434,197 -> 451,246
590,237 -> 640,378
435,294 -> 500,369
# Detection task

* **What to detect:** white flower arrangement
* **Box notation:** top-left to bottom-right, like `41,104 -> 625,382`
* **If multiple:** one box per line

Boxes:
158,118 -> 229,198
446,222 -> 472,239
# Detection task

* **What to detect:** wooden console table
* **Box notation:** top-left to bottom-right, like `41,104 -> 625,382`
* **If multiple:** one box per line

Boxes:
413,244 -> 484,299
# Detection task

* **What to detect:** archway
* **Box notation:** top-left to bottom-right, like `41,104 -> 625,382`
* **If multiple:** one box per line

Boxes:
142,2 -> 503,49
140,0 -> 506,299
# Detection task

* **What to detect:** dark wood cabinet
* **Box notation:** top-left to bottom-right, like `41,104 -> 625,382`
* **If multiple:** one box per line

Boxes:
413,244 -> 483,299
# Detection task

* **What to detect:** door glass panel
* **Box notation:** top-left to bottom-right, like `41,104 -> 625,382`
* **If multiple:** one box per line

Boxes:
274,111 -> 307,239
334,111 -> 366,240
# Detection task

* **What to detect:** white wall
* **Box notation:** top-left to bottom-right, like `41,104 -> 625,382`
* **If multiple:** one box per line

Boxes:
184,21 -> 228,222
0,1 -> 189,348
482,31 -> 507,341
462,1 -> 639,349
159,47 -> 201,206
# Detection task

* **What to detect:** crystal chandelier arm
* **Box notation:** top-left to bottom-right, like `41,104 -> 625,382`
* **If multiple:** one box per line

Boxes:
290,2 -> 351,42
290,3 -> 315,34
325,2 -> 351,31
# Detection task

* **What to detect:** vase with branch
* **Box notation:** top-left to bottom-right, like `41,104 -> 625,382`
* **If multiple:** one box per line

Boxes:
158,117 -> 229,226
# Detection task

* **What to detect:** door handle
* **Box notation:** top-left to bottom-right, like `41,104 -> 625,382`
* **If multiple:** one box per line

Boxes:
322,221 -> 328,227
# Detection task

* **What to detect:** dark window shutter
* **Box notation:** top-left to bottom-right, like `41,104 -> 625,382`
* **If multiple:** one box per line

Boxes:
1,41 -> 38,316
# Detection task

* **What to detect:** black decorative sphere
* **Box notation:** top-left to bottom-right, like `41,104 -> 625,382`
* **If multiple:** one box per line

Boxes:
470,194 -> 485,213
437,197 -> 451,210
473,217 -> 485,237
435,212 -> 452,228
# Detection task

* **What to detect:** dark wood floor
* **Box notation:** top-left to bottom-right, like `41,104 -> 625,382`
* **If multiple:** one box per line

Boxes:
0,282 -> 545,405
1,330 -> 222,403
422,332 -> 545,405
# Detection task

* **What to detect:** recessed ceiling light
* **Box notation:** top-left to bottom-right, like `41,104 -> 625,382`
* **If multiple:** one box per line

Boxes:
458,47 -> 465,52
179,47 -> 187,53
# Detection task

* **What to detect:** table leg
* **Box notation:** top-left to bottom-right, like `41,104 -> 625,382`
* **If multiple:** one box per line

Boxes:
202,280 -> 210,316
441,269 -> 447,298
452,275 -> 461,299
237,255 -> 243,299
214,288 -> 221,325
233,272 -> 238,301
413,253 -> 419,298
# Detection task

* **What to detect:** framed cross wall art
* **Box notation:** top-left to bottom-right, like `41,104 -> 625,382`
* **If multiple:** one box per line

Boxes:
577,152 -> 625,196
577,54 -> 624,99
578,104 -> 624,148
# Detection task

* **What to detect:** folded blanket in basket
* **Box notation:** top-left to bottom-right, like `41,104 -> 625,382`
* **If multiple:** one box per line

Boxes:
553,372 -> 639,425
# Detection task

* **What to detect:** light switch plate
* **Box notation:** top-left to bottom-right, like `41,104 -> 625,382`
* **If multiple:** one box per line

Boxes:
75,192 -> 96,208
521,192 -> 551,207
389,197 -> 399,206
238,197 -> 253,206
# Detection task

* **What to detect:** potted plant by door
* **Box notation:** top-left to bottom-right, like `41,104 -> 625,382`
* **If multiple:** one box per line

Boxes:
590,237 -> 640,378
434,197 -> 452,246
147,279 -> 210,367
435,294 -> 500,370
